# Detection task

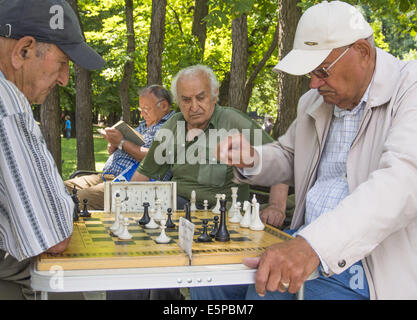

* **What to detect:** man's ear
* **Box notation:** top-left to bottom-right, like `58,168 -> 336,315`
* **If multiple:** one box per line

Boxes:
10,36 -> 37,69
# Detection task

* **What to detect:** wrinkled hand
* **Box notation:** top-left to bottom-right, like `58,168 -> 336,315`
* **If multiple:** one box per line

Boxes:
215,133 -> 259,168
99,128 -> 123,147
260,205 -> 286,228
243,236 -> 319,296
46,236 -> 71,254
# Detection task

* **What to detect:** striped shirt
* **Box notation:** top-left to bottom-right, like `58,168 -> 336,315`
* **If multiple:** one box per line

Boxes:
102,111 -> 175,179
0,70 -> 74,261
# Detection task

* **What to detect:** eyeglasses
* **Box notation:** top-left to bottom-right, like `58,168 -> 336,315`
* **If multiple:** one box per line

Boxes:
306,46 -> 351,79
139,99 -> 165,112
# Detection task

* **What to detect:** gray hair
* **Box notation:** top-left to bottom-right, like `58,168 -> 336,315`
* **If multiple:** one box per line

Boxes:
139,84 -> 173,108
170,64 -> 220,103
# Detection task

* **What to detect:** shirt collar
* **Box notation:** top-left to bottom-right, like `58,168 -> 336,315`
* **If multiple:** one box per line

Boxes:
334,83 -> 370,118
0,69 -> 5,80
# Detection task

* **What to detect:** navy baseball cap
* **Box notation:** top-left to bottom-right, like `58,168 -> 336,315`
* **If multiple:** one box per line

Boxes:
0,0 -> 105,70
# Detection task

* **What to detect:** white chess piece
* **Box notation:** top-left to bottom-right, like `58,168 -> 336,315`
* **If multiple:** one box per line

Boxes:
240,201 -> 251,228
212,194 -> 221,214
153,199 -> 164,222
110,193 -> 121,233
229,187 -> 238,218
250,202 -> 265,231
114,213 -> 125,236
118,217 -> 132,240
145,208 -> 159,229
203,200 -> 208,211
229,201 -> 242,223
155,219 -> 171,244
190,190 -> 197,212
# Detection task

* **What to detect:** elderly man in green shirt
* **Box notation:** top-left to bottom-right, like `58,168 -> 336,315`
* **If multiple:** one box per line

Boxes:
134,64 -> 274,209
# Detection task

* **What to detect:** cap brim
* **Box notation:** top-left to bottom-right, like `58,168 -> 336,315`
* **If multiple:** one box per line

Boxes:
273,48 -> 332,76
59,41 -> 105,71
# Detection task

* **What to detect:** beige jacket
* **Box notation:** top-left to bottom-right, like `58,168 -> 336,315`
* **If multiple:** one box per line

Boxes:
236,48 -> 417,299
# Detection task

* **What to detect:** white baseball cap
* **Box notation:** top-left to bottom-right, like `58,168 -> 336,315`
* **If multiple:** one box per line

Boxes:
274,1 -> 373,76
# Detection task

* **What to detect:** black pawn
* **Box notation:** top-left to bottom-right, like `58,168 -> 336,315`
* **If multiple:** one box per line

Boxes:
139,202 -> 151,225
197,219 -> 212,242
80,199 -> 91,218
210,215 -> 219,238
184,202 -> 192,222
165,208 -> 175,228
215,199 -> 230,242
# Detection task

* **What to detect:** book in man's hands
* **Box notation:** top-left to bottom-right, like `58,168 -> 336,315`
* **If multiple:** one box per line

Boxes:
112,120 -> 145,146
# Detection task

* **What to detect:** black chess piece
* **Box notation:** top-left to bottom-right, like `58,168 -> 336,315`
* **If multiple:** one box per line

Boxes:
184,202 -> 192,222
139,202 -> 151,225
210,215 -> 219,238
73,204 -> 79,222
197,219 -> 212,242
80,199 -> 91,218
215,199 -> 230,242
71,186 -> 80,213
165,208 -> 175,228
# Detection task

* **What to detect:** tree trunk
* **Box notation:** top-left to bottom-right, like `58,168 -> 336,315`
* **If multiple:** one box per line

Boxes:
40,86 -> 62,175
120,0 -> 136,125
229,14 -> 248,112
75,66 -> 95,171
243,21 -> 279,112
192,0 -> 209,59
274,0 -> 310,139
147,0 -> 167,86
67,0 -> 96,171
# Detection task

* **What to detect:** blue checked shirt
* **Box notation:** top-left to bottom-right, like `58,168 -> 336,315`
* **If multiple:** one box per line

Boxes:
102,110 -> 175,179
304,89 -> 368,225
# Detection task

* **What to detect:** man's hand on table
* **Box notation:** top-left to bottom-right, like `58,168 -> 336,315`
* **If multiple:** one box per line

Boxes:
243,236 -> 319,295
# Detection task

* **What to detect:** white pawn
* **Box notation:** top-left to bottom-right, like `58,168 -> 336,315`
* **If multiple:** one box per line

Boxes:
153,199 -> 164,222
155,219 -> 171,244
203,200 -> 208,211
240,201 -> 251,228
145,208 -> 159,229
114,213 -> 125,236
229,202 -> 242,224
212,194 -> 221,214
190,190 -> 197,212
250,202 -> 265,231
118,217 -> 132,240
229,187 -> 238,218
110,193 -> 121,233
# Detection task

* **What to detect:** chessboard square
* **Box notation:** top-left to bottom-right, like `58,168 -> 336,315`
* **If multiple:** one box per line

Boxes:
230,237 -> 251,242
87,230 -> 108,235
114,241 -> 136,245
132,236 -> 152,241
85,223 -> 103,228
92,237 -> 113,242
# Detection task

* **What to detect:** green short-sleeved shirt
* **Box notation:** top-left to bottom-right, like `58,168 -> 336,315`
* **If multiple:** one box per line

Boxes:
138,105 -> 274,207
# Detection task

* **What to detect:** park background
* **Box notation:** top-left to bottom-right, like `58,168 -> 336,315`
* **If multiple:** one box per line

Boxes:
36,0 -> 417,180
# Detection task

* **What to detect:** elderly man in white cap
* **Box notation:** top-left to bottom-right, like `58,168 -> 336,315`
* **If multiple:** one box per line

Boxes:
195,0 -> 417,300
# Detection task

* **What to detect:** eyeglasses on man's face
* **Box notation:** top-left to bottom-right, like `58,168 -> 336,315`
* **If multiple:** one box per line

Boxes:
139,99 -> 165,112
306,46 -> 351,79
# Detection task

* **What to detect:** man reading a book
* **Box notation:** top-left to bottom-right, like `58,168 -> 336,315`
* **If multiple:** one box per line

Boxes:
64,85 -> 175,210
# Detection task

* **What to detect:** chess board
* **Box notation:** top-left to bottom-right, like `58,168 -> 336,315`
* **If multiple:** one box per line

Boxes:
36,210 -> 293,271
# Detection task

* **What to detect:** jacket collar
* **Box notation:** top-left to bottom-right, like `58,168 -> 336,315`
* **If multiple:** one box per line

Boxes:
367,47 -> 401,109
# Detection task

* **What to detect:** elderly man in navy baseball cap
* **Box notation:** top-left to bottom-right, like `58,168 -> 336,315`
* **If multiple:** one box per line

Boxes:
0,0 -> 104,299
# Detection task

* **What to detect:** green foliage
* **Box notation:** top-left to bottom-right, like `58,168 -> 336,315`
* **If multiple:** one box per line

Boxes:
60,0 -> 417,125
